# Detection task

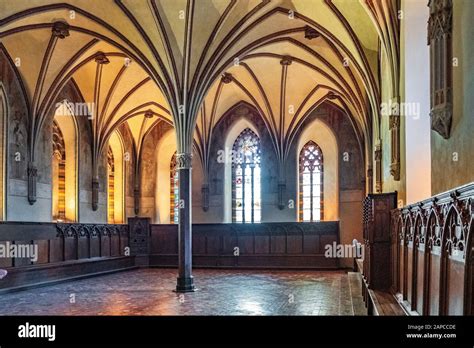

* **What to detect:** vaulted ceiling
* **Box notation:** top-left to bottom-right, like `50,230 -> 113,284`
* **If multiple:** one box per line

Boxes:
0,0 -> 399,169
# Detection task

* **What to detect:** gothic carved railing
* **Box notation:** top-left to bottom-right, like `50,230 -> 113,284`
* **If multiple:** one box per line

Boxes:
391,183 -> 474,315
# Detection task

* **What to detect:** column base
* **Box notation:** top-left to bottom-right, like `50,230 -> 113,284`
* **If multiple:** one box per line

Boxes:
175,276 -> 196,292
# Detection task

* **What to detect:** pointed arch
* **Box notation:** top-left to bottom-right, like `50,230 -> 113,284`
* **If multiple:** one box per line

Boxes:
52,101 -> 78,222
0,83 -> 8,220
425,208 -> 443,315
155,129 -> 177,224
395,213 -> 405,295
297,118 -> 338,221
440,205 -> 467,315
107,130 -> 125,224
412,211 -> 428,313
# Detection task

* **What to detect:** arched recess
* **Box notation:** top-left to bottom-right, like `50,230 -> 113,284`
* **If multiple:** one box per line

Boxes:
403,214 -> 414,302
223,118 -> 260,223
296,119 -> 338,221
52,101 -> 78,222
154,128 -> 203,224
0,84 -> 7,220
425,210 -> 442,315
155,129 -> 177,224
107,130 -> 125,224
441,206 -> 467,315
413,212 -> 427,314
396,214 -> 405,295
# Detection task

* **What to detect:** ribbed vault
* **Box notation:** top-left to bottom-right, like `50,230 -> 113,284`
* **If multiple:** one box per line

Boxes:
0,0 -> 399,156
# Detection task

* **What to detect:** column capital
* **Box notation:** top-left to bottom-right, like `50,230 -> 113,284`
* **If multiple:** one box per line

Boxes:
176,152 -> 193,169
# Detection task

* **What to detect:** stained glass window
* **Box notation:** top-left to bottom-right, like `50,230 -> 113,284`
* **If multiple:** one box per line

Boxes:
52,120 -> 66,221
170,152 -> 179,224
299,141 -> 324,221
232,128 -> 261,223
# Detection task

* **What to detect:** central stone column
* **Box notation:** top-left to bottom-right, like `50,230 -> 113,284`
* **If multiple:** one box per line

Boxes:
175,152 -> 195,292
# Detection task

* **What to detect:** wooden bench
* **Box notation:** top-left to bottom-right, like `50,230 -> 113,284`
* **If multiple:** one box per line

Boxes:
367,289 -> 406,315
356,258 -> 406,316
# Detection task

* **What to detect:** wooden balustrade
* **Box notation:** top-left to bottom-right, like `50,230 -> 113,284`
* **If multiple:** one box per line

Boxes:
391,183 -> 474,315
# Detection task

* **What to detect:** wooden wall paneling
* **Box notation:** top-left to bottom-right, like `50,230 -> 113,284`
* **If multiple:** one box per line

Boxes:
149,222 -> 339,269
392,183 -> 474,316
0,222 -> 132,292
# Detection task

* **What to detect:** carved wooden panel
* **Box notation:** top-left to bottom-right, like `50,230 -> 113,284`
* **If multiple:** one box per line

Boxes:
0,222 -> 132,291
363,192 -> 397,290
392,182 -> 474,315
128,217 -> 150,255
428,254 -> 441,315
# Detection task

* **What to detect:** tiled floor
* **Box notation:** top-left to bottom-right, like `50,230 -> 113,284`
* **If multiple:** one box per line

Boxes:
0,269 -> 367,316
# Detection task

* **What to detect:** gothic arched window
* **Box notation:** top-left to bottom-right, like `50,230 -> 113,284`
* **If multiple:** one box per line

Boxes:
170,152 -> 179,224
299,141 -> 324,222
107,131 -> 125,224
52,120 -> 66,221
232,128 -> 261,223
107,146 -> 115,223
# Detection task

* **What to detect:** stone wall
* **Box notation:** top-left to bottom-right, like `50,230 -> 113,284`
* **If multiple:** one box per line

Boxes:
430,0 -> 474,194
0,49 -> 111,222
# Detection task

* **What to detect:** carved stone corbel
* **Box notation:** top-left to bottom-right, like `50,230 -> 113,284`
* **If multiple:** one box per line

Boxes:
389,102 -> 401,181
430,107 -> 452,139
27,163 -> 37,205
134,187 -> 140,216
278,180 -> 286,210
92,177 -> 99,211
201,183 -> 209,212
